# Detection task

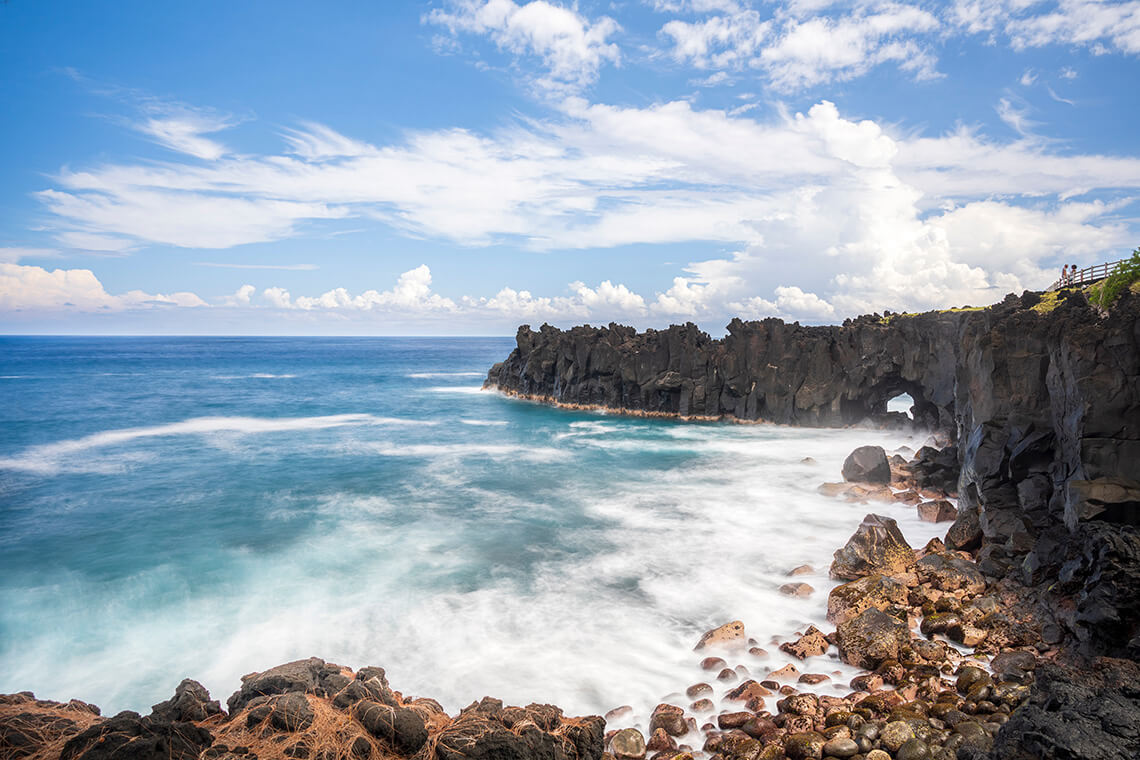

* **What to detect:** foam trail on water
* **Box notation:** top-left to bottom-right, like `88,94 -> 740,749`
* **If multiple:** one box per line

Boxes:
0,414 -> 433,475
427,386 -> 486,394
408,372 -> 485,379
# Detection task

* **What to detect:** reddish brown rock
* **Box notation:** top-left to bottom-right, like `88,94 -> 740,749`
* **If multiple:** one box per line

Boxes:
646,728 -> 677,752
769,664 -> 800,681
827,574 -> 908,626
689,698 -> 715,713
893,490 -> 923,505
686,683 -> 713,699
716,712 -> 752,730
724,680 -> 772,702
649,705 -> 687,737
797,673 -> 831,685
716,669 -> 738,682
917,499 -> 957,522
779,582 -> 815,597
778,626 -> 829,659
787,565 -> 814,576
694,621 -> 747,651
700,657 -> 728,671
830,514 -> 916,580
747,647 -> 769,659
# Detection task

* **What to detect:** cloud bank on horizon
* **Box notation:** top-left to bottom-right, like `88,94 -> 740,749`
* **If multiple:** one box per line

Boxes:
2,0 -> 1140,333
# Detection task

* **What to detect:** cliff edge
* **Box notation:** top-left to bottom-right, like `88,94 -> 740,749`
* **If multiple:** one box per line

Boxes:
485,289 -> 1140,660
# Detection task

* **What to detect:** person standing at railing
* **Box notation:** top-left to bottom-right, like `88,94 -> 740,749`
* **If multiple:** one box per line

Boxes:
1061,264 -> 1070,285
1070,264 -> 1077,285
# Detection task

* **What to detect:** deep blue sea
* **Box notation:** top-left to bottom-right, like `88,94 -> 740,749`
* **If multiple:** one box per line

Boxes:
0,336 -> 941,724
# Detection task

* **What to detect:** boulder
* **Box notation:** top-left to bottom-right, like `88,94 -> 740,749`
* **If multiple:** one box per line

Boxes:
150,679 -> 222,723
353,700 -> 426,754
917,499 -> 957,523
778,625 -> 829,659
827,574 -> 908,626
842,446 -> 891,484
830,514 -> 915,580
227,657 -> 344,714
836,608 -> 910,670
914,552 -> 986,594
246,693 -> 314,732
60,711 -> 212,760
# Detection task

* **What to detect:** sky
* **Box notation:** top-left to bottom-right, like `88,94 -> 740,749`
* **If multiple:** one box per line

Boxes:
2,0 -> 1139,335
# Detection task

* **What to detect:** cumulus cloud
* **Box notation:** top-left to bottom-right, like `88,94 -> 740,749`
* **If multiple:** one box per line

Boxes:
949,0 -> 1140,55
0,263 -> 206,311
26,95 -> 1140,324
426,0 -> 621,91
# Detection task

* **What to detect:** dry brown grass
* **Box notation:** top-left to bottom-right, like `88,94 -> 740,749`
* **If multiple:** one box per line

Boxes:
0,697 -> 103,760
212,697 -> 403,760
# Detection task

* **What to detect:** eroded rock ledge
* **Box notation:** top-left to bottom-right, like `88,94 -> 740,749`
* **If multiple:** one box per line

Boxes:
486,289 -> 1140,661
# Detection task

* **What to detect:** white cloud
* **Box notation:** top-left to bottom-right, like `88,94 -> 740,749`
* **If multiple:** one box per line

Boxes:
1019,68 -> 1037,85
995,96 -> 1036,136
0,247 -> 58,263
656,2 -> 941,91
949,0 -> 1140,55
133,104 -> 237,160
0,262 -> 206,311
28,97 -> 1140,324
426,0 -> 621,91
759,6 -> 941,90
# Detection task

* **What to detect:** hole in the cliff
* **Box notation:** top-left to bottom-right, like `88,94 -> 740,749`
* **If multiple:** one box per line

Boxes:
887,393 -> 915,420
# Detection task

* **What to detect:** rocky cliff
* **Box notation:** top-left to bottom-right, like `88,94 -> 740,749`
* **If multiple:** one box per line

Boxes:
485,289 -> 1140,660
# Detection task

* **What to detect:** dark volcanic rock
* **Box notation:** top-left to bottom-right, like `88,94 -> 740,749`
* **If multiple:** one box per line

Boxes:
227,658 -> 344,714
830,514 -> 916,580
353,700 -> 427,754
150,679 -> 223,723
60,711 -> 212,760
968,659 -> 1140,760
843,446 -> 891,484
486,291 -> 1140,659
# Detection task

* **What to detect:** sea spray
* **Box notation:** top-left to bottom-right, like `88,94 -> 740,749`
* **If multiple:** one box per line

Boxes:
1,336 -> 944,727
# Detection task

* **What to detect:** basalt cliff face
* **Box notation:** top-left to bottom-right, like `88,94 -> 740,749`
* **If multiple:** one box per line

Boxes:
485,289 -> 1140,659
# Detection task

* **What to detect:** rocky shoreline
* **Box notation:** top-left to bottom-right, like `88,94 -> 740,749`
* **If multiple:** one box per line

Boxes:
4,287 -> 1138,759
4,443 -> 1137,760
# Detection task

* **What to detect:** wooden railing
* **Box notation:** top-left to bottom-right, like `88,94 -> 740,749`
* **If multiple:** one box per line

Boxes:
1047,259 -> 1127,291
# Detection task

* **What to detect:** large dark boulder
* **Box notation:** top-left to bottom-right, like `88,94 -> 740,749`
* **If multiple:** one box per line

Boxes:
836,607 -> 910,670
353,700 -> 427,754
830,514 -> 915,580
60,711 -> 212,760
150,679 -> 222,722
842,446 -> 891,484
227,657 -> 345,714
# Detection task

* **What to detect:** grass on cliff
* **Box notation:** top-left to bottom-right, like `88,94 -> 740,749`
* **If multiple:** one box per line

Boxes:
1087,249 -> 1140,310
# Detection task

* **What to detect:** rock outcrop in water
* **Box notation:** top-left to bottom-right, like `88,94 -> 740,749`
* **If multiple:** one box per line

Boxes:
486,288 -> 1140,663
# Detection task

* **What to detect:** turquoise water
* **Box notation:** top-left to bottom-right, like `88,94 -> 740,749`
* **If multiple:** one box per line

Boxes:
0,337 -> 941,723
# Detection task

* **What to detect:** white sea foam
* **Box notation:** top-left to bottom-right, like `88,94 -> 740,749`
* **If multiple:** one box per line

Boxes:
0,415 -> 432,475
1,413 -> 949,731
408,372 -> 485,379
212,373 -> 298,379
427,386 -> 486,394
459,419 -> 508,426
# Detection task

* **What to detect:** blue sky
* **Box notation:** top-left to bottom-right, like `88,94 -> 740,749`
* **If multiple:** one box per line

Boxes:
2,0 -> 1139,334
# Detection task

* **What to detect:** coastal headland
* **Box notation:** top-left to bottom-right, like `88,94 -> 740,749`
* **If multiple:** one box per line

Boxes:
4,286 -> 1138,760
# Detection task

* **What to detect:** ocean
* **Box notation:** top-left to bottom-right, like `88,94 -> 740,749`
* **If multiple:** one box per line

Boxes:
0,336 -> 943,726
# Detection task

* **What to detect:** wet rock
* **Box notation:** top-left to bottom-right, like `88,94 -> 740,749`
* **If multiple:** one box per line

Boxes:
783,731 -> 826,760
60,711 -> 213,760
611,729 -> 647,760
989,651 -> 1036,681
694,621 -> 747,651
649,705 -> 687,737
843,446 -> 891,484
797,673 -> 830,685
716,712 -> 751,730
779,626 -> 829,659
915,553 -> 986,594
646,729 -> 676,753
821,736 -> 858,758
787,565 -> 814,576
836,608 -> 910,670
700,657 -> 728,671
769,664 -> 800,681
724,680 -> 771,702
917,499 -> 957,523
830,514 -> 915,580
896,738 -> 931,759
879,721 -> 914,752
945,506 -> 982,552
685,683 -> 712,699
827,574 -> 908,626
778,693 -> 818,717
716,668 -> 738,682
150,679 -> 223,723
689,699 -> 714,713
778,582 -> 814,597
605,706 -> 633,722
